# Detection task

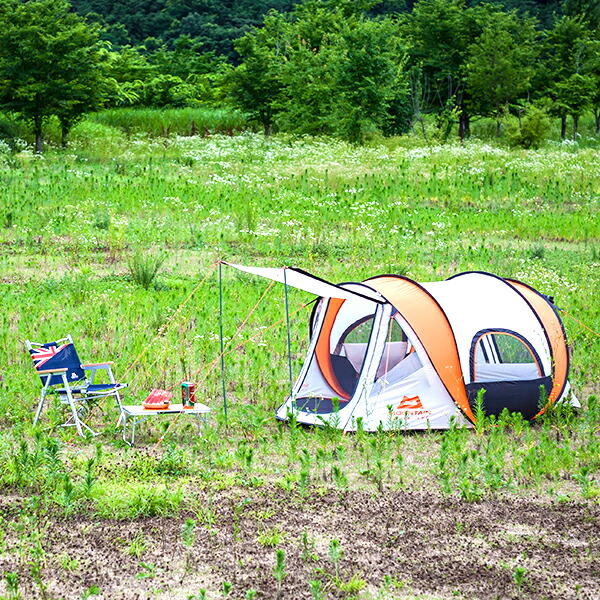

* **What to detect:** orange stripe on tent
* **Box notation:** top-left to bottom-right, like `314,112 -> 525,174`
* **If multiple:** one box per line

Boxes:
315,298 -> 351,401
365,276 -> 475,424
506,279 -> 569,412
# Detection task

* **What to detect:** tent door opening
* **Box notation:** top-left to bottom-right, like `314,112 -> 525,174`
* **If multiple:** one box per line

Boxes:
466,329 -> 551,420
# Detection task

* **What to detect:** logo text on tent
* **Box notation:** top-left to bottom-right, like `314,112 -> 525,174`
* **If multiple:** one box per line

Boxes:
392,395 -> 432,419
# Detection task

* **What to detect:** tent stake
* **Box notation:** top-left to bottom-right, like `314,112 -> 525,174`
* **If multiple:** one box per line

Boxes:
218,262 -> 228,422
283,268 -> 294,399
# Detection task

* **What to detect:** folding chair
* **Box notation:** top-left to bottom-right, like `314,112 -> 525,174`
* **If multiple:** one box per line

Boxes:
26,335 -> 127,437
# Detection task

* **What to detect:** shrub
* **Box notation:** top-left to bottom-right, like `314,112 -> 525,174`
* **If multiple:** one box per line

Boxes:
505,104 -> 550,149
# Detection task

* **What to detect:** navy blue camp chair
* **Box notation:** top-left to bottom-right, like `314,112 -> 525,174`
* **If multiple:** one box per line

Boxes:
26,335 -> 127,436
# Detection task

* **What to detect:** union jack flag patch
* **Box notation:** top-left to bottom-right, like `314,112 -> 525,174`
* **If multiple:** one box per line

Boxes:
30,344 -> 69,370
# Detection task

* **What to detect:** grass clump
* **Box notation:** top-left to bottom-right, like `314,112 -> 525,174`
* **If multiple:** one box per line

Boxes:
127,249 -> 166,289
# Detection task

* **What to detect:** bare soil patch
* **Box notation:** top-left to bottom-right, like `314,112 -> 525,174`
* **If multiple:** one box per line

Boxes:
0,485 -> 598,600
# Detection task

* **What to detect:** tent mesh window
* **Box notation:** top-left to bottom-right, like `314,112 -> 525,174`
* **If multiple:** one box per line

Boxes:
335,315 -> 375,396
375,316 -> 409,381
468,330 -> 550,420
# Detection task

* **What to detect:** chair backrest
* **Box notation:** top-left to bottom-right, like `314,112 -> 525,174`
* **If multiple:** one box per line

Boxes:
27,337 -> 86,386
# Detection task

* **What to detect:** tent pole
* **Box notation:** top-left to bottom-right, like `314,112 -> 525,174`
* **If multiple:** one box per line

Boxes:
283,268 -> 294,399
218,262 -> 228,422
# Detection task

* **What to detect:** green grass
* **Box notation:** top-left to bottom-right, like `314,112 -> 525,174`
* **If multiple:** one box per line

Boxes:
0,125 -> 599,597
87,107 -> 249,137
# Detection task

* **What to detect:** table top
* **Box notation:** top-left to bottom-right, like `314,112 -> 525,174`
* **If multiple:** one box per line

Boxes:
122,403 -> 210,416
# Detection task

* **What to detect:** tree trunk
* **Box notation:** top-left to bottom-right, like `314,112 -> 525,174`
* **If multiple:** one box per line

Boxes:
573,114 -> 579,140
458,110 -> 470,142
560,115 -> 567,140
264,121 -> 271,137
61,125 -> 69,149
34,115 -> 43,154
595,108 -> 600,135
496,104 -> 502,137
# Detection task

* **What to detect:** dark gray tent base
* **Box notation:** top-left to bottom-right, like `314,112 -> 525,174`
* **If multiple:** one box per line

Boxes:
466,376 -> 553,421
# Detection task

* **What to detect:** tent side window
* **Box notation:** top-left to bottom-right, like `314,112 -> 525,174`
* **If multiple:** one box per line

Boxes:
375,316 -> 414,381
471,331 -> 543,383
337,315 -> 375,386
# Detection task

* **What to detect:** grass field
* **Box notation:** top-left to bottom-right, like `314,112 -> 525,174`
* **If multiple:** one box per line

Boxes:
0,122 -> 599,599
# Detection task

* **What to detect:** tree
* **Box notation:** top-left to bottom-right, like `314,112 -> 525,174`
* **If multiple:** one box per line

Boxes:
227,11 -> 291,136
0,0 -> 106,151
278,14 -> 407,142
401,0 -> 480,141
228,2 -> 408,143
543,15 -> 596,138
466,9 -> 539,136
563,0 -> 600,30
554,73 -> 595,138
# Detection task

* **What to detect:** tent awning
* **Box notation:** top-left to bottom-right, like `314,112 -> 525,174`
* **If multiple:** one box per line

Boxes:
223,263 -> 385,304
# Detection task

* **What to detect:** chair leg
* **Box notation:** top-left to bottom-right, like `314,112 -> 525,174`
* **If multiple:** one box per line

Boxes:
33,388 -> 48,426
114,391 -> 124,427
63,385 -> 83,437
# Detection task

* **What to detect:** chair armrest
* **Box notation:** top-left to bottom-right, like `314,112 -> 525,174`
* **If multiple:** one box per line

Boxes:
37,367 -> 68,374
81,362 -> 113,368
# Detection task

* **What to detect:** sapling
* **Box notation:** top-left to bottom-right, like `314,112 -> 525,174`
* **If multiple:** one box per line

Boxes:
513,565 -> 526,597
82,457 -> 96,499
328,539 -> 343,579
62,472 -> 76,515
273,548 -> 286,600
181,518 -> 197,575
301,530 -> 318,561
310,579 -> 324,600
222,581 -> 232,597
473,389 -> 488,437
332,465 -> 348,489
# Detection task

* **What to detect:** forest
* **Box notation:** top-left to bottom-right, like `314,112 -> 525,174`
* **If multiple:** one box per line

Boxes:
0,0 -> 600,148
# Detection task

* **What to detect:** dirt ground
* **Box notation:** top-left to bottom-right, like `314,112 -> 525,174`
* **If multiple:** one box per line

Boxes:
0,485 -> 598,600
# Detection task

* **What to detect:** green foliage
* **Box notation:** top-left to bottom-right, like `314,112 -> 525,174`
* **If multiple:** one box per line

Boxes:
127,249 -> 166,290
402,0 -> 478,139
0,0 -> 107,150
229,5 -> 409,143
228,11 -> 290,136
89,107 -> 247,137
466,8 -> 539,133
505,104 -> 551,149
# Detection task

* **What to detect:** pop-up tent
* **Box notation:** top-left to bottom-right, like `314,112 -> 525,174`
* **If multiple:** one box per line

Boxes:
224,264 -> 576,431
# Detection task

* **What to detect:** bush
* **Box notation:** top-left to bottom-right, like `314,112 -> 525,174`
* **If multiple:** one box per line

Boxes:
505,104 -> 550,149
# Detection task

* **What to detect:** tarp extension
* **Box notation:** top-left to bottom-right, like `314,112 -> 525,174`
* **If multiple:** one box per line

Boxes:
222,263 -> 385,304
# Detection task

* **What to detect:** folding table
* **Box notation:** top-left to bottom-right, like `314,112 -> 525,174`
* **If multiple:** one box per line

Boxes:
121,403 -> 210,446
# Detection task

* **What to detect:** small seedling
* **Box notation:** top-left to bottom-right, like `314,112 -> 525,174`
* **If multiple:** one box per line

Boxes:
222,581 -> 233,597
81,585 -> 100,599
136,562 -> 157,579
274,549 -> 286,600
127,533 -> 147,558
328,539 -> 343,579
310,579 -> 324,600
181,518 -> 197,573
4,572 -> 20,600
301,530 -> 318,561
513,565 -> 526,596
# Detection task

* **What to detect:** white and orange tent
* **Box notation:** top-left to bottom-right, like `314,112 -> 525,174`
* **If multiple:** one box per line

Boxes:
225,264 -> 577,431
